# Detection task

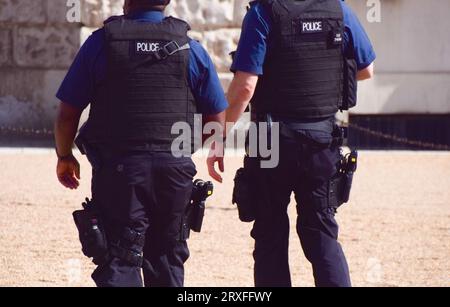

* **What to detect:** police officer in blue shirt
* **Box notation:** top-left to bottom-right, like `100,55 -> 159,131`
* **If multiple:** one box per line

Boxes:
208,0 -> 375,287
54,0 -> 227,287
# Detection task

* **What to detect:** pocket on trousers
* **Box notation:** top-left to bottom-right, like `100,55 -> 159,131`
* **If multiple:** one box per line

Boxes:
167,159 -> 197,180
307,148 -> 339,184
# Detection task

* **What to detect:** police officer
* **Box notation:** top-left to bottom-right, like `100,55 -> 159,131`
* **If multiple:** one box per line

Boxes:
54,0 -> 227,287
208,0 -> 375,287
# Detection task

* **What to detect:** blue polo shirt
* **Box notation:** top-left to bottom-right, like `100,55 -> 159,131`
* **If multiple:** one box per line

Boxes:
57,11 -> 228,115
231,0 -> 376,75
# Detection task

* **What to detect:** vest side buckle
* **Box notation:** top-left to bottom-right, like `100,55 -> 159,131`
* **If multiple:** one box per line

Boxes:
156,41 -> 180,60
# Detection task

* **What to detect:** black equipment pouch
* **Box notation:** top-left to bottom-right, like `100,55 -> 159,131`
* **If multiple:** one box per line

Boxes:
72,198 -> 108,261
332,124 -> 348,148
185,179 -> 214,234
73,199 -> 157,276
329,150 -> 358,210
232,156 -> 259,223
342,56 -> 358,111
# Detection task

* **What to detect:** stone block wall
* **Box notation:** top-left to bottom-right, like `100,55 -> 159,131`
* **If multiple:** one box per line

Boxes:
0,0 -> 248,130
0,0 -> 81,130
1,0 -> 449,133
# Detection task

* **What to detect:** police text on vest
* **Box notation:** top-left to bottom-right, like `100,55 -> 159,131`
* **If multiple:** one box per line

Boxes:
301,21 -> 323,33
135,42 -> 160,53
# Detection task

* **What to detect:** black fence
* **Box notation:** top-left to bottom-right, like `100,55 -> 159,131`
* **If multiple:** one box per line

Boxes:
0,127 -> 54,148
2,114 -> 450,150
348,114 -> 450,151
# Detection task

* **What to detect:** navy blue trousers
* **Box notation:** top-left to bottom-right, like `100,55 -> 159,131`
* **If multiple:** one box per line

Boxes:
89,148 -> 196,287
251,129 -> 351,287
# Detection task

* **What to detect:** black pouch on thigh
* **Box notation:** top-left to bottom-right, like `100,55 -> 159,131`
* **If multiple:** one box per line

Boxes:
73,199 -> 108,261
232,156 -> 260,222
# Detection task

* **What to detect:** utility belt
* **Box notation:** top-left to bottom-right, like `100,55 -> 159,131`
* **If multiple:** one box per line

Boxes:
279,122 -> 347,150
250,112 -> 347,149
233,113 -> 357,222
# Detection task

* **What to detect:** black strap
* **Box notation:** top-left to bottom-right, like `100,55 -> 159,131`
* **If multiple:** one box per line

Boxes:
130,40 -> 190,70
156,41 -> 186,60
122,228 -> 145,247
96,246 -> 159,279
331,125 -> 347,147
110,245 -> 144,267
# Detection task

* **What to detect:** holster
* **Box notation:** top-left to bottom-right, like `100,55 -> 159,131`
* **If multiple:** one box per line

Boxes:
328,157 -> 356,211
232,156 -> 259,222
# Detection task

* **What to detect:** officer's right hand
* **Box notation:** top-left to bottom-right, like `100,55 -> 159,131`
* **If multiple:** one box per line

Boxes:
207,141 -> 225,183
56,154 -> 81,190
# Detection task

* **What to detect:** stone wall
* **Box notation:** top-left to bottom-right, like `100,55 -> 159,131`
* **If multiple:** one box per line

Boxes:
79,0 -> 248,94
0,0 -> 247,130
1,0 -> 449,132
0,0 -> 81,129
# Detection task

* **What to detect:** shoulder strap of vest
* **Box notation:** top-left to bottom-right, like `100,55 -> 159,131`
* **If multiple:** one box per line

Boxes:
267,0 -> 344,19
164,16 -> 192,32
265,0 -> 343,37
104,16 -> 191,42
103,15 -> 124,25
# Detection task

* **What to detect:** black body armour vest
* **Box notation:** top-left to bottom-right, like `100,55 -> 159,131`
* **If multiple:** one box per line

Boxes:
252,0 -> 348,119
85,17 -> 197,152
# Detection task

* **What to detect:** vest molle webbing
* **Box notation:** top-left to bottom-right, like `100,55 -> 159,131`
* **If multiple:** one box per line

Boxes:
86,16 -> 198,152
252,0 -> 346,119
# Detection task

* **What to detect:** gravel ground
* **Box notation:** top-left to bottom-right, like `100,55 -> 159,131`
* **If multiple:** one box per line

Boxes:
0,150 -> 449,287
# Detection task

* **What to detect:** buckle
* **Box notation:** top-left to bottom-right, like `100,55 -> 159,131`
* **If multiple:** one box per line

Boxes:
156,41 -> 180,60
164,41 -> 180,55
110,245 -> 144,267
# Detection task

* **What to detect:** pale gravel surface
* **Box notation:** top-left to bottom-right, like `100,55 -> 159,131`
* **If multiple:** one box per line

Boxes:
0,150 -> 449,287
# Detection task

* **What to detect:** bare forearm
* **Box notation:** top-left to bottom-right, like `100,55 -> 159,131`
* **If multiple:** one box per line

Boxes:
54,102 -> 82,157
225,72 -> 258,128
225,94 -> 250,125
357,62 -> 374,81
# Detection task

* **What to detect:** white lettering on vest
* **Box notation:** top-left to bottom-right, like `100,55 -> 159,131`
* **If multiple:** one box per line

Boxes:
301,21 -> 323,33
136,42 -> 160,53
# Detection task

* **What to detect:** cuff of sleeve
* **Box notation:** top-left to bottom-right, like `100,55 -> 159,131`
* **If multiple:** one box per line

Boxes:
201,103 -> 229,115
357,51 -> 376,70
56,93 -> 88,110
230,63 -> 263,76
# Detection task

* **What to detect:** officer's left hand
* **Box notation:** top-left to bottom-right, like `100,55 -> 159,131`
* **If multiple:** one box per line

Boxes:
56,154 -> 81,190
207,141 -> 225,183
